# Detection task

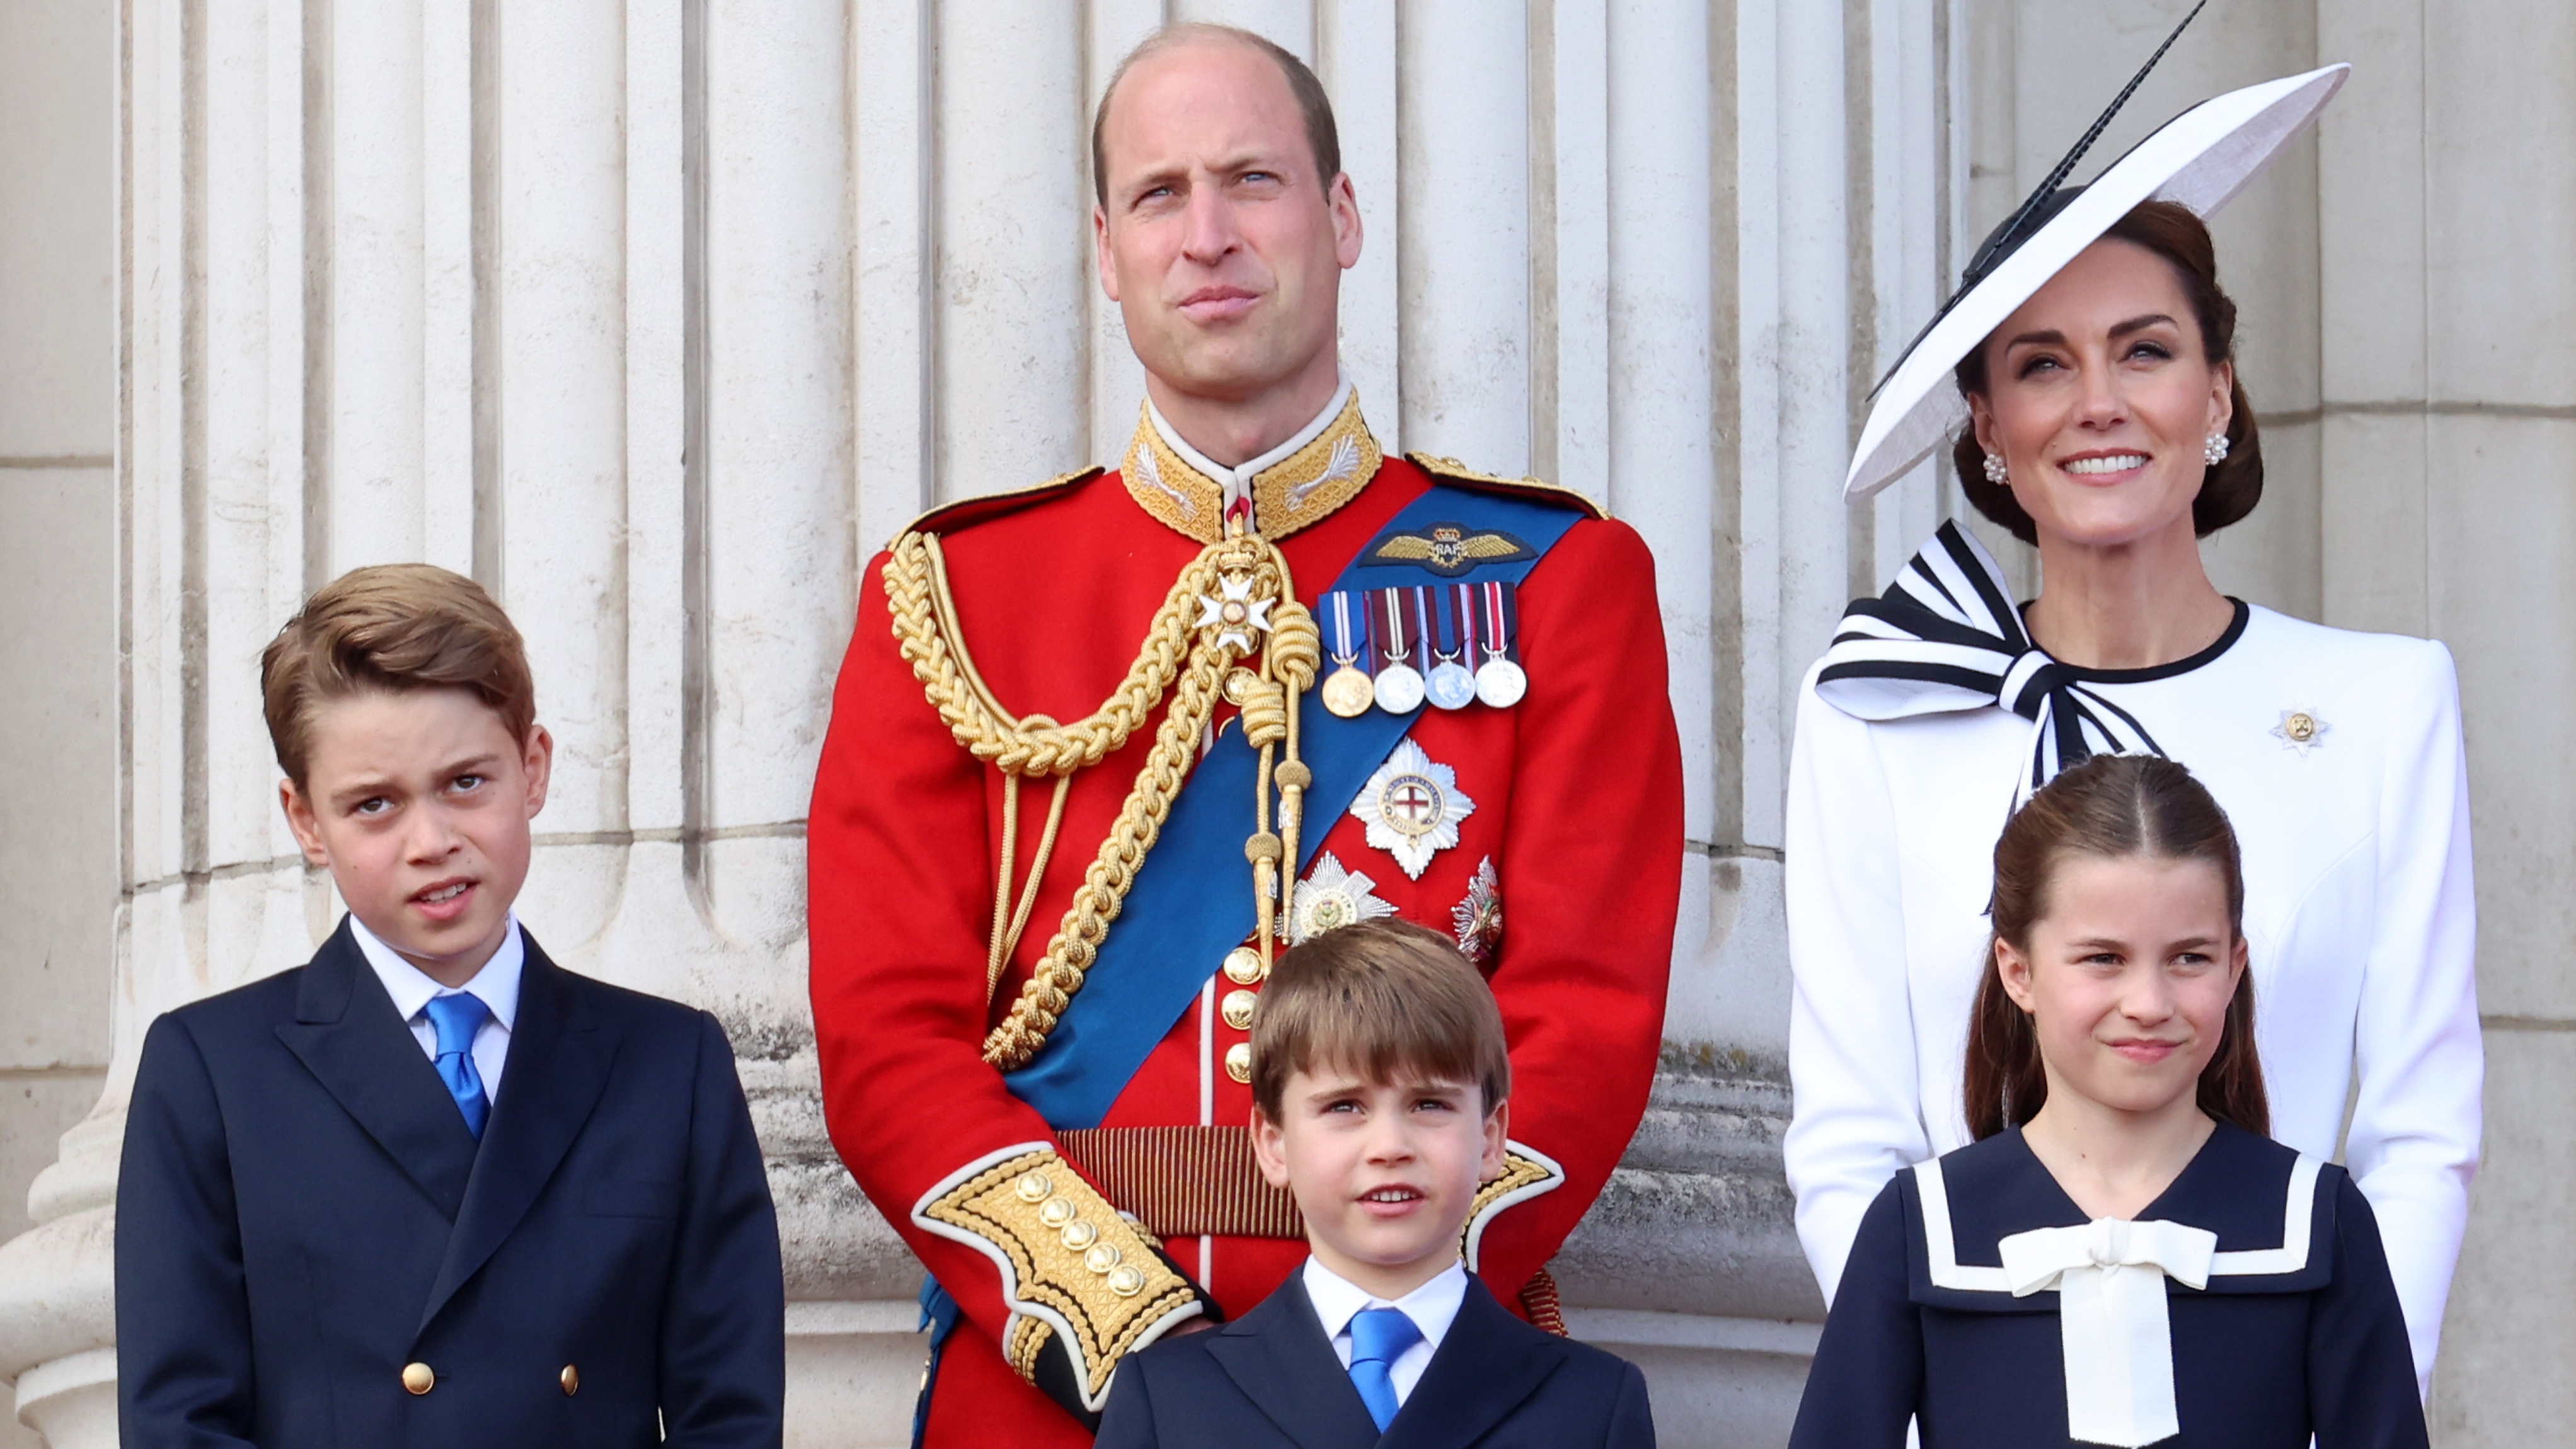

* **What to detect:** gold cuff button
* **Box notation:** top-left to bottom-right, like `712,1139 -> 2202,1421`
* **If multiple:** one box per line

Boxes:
1013,1171 -> 1052,1203
401,1362 -> 435,1395
1221,988 -> 1258,1031
1084,1242 -> 1124,1275
1222,947 -> 1265,986
1107,1265 -> 1147,1298
1037,1196 -> 1077,1228
1059,1220 -> 1099,1251
560,1365 -> 580,1395
1224,1041 -> 1253,1084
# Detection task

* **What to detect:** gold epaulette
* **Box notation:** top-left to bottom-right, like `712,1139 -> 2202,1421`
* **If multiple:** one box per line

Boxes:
1461,1142 -> 1569,1271
1405,452 -> 1609,521
891,467 -> 1105,548
912,1145 -> 1204,1411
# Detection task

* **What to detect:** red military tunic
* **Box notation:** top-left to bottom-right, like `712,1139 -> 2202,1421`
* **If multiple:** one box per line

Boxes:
809,392 -> 1681,1446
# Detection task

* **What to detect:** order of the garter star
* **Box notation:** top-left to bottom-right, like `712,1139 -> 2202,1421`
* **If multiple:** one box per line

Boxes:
1351,738 -> 1476,879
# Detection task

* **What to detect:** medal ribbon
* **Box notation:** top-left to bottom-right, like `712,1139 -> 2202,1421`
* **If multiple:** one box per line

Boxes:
1409,588 -> 1435,674
1434,583 -> 1469,662
1377,588 -> 1409,670
1480,580 -> 1517,663
1326,591 -> 1362,664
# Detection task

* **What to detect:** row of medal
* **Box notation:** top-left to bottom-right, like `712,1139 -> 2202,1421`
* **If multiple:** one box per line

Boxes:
1317,580 -> 1528,718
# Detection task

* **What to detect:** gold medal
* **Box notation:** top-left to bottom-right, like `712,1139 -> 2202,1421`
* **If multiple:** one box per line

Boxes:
1322,663 -> 1376,717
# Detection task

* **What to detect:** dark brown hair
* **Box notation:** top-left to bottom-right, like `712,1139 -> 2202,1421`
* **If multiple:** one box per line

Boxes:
1091,23 -> 1342,207
1952,199 -> 2264,546
1965,753 -> 2268,1139
1250,918 -> 1509,1122
261,563 -> 536,787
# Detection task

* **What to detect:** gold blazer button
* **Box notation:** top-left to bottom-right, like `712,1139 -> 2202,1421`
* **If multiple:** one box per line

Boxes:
401,1362 -> 435,1395
561,1364 -> 580,1395
1224,1041 -> 1253,1084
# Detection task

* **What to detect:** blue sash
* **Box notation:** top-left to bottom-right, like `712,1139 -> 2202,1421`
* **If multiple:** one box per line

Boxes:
1003,482 -> 1586,1128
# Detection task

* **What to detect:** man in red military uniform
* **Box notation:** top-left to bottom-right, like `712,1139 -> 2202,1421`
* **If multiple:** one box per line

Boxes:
808,22 -> 1682,1446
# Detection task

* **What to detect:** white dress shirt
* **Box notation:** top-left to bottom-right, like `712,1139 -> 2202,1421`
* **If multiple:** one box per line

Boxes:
349,912 -> 525,1103
1301,1257 -> 1469,1408
1783,603 -> 2480,1391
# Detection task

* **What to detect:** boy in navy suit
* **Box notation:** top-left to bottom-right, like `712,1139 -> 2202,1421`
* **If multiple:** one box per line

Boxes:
115,564 -> 785,1447
1095,919 -> 1655,1448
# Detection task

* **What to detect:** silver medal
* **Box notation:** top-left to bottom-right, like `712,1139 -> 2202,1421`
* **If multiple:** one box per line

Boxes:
1475,658 -> 1527,708
1427,660 -> 1478,710
1374,663 -> 1426,714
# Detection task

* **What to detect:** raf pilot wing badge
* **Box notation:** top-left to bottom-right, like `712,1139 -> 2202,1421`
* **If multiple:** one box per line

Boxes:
1357,522 -> 1537,577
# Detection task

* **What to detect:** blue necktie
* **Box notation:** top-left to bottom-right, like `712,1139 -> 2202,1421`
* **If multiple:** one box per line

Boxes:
1348,1307 -> 1422,1431
422,993 -> 492,1139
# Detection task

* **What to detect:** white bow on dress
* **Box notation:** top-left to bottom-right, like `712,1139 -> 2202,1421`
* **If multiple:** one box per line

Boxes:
1998,1216 -> 2218,1447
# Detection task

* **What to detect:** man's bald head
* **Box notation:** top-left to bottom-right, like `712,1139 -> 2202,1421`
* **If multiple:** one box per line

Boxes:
1091,23 -> 1342,206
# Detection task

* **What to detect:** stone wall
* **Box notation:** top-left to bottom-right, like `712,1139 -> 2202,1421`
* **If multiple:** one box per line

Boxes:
0,3 -> 2567,1447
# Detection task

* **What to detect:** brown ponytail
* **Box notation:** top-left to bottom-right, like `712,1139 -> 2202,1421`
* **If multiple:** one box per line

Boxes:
1964,754 -> 2268,1140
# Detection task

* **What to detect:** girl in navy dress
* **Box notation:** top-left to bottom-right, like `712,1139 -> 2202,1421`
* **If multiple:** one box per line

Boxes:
1788,755 -> 2425,1448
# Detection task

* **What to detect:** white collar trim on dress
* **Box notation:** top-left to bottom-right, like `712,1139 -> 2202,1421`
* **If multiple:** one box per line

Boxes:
1914,1149 -> 2323,1293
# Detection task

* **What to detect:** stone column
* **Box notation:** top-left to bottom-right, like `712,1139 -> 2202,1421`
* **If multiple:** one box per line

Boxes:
2317,2 -> 2576,1442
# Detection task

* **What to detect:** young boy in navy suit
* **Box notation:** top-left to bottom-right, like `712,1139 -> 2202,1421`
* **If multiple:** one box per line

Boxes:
1095,919 -> 1655,1448
116,564 -> 785,1448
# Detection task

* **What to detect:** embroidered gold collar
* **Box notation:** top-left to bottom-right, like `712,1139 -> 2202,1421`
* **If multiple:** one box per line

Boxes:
1120,384 -> 1383,543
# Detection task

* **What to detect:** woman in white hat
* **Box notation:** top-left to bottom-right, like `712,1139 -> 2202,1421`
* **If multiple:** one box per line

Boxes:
1781,43 -> 2480,1395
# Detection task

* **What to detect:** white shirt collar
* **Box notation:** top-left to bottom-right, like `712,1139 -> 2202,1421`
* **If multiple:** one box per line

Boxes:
1301,1256 -> 1469,1350
348,911 -> 525,1032
1146,374 -> 1353,533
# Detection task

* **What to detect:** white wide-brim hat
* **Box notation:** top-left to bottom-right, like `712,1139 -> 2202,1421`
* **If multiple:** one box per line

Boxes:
1844,62 -> 2349,503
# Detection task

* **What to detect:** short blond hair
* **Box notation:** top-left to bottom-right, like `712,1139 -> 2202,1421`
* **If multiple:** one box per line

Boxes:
260,564 -> 536,786
1250,918 -> 1509,1121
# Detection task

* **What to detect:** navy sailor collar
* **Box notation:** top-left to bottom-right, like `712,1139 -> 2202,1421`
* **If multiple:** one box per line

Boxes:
1901,1122 -> 2338,1312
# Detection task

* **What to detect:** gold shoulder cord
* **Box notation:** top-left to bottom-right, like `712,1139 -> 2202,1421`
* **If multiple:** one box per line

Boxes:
883,517 -> 1320,1071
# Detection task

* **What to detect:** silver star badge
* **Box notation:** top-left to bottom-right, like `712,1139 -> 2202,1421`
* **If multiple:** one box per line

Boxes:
1193,572 -> 1273,653
1350,738 -> 1475,879
1289,852 -> 1398,944
2270,708 -> 2329,756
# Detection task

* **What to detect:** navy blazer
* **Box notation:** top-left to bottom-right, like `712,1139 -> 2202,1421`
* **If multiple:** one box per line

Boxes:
1789,1122 -> 2427,1448
116,919 -> 785,1448
1096,1270 -> 1654,1449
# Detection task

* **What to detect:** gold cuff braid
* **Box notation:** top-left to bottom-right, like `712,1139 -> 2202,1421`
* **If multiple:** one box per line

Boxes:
917,1148 -> 1200,1406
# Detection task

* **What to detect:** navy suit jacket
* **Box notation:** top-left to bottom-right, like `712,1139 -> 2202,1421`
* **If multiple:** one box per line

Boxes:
1096,1271 -> 1655,1449
115,919 -> 785,1448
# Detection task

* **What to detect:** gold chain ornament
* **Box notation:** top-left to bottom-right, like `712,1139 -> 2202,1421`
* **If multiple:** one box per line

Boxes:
884,519 -> 1322,1072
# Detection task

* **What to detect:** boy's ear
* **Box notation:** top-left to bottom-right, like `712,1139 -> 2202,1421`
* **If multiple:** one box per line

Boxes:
1478,1097 -> 1509,1184
279,779 -> 331,868
520,724 -> 555,818
1250,1105 -> 1292,1190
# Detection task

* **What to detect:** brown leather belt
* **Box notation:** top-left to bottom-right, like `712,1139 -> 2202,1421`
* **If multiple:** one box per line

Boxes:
1055,1125 -> 1304,1240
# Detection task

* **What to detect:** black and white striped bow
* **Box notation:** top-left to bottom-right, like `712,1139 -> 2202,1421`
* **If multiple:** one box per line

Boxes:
1815,521 -> 2163,796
